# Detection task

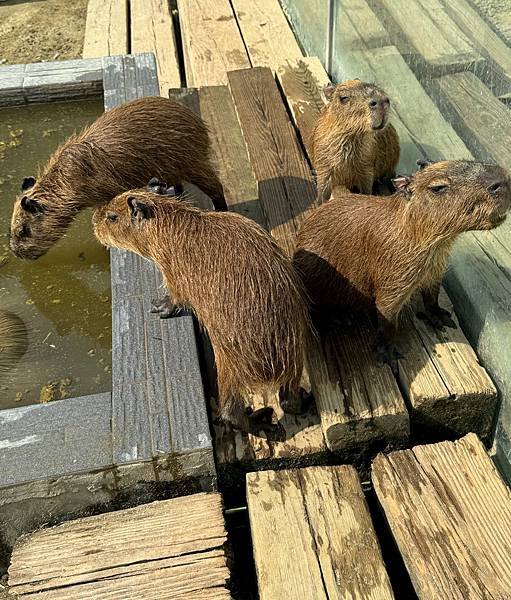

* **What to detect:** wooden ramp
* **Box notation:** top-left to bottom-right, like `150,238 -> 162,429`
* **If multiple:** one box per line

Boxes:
247,466 -> 395,599
8,494 -> 231,599
372,434 -> 511,599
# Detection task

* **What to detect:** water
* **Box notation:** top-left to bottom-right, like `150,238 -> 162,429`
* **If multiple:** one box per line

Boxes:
0,98 -> 111,408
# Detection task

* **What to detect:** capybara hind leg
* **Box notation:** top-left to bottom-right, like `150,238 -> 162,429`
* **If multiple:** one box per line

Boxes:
150,294 -> 182,319
279,384 -> 313,414
374,307 -> 403,374
220,394 -> 278,436
418,283 -> 456,331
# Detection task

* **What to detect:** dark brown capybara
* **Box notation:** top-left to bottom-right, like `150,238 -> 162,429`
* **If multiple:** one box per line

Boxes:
92,182 -> 312,436
312,79 -> 400,201
294,160 -> 510,367
10,96 -> 226,260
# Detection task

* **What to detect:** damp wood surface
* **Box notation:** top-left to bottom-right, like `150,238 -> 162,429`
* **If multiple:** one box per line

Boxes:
82,0 -> 129,58
176,0 -> 250,86
130,0 -> 181,94
8,495 -> 231,599
247,466 -> 395,599
372,434 -> 511,599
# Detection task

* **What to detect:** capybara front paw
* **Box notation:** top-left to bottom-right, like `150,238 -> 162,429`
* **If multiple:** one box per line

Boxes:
150,295 -> 181,319
278,387 -> 314,414
417,308 -> 456,331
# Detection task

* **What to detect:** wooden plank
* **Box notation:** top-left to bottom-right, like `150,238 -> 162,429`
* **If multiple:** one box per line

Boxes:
247,466 -> 394,599
396,291 -> 498,444
82,0 -> 128,59
176,0 -> 250,86
131,0 -> 181,95
372,434 -> 511,599
335,0 -> 388,51
9,495 -> 231,599
372,0 -> 484,75
231,0 -> 303,71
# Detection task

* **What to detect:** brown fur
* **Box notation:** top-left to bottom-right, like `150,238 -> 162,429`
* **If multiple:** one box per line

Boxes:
311,80 -> 400,201
294,160 -> 510,350
10,96 -> 225,259
0,311 -> 28,374
93,188 -> 312,433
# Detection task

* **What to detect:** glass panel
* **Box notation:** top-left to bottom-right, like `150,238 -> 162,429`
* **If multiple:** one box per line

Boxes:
0,99 -> 111,408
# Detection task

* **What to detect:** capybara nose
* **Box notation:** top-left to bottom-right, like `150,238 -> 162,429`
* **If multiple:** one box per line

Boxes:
369,100 -> 378,108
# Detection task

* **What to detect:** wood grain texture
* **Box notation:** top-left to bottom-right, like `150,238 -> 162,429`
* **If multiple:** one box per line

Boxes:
335,0 -> 388,51
9,494 -> 231,599
372,434 -> 511,599
396,290 -> 498,444
247,466 -> 394,599
177,0 -> 250,86
83,0 -> 129,58
131,0 -> 181,94
231,0 -> 303,71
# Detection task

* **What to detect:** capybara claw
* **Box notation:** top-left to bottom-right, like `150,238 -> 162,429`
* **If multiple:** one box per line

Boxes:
417,309 -> 456,332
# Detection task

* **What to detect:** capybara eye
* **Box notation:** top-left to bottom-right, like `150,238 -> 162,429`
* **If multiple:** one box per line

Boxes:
340,96 -> 349,104
369,100 -> 378,108
488,182 -> 502,194
429,184 -> 448,194
106,212 -> 118,224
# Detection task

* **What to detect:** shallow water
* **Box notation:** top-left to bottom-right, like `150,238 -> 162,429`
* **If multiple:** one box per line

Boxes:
0,98 -> 112,408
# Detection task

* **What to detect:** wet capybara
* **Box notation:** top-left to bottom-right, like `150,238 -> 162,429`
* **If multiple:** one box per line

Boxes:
10,96 -> 226,259
0,311 -> 28,374
312,80 -> 400,201
294,160 -> 510,366
92,182 -> 311,436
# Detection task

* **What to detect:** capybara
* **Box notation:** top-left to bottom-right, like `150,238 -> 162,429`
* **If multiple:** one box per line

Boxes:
92,182 -> 311,435
294,160 -> 510,366
312,79 -> 400,201
0,311 -> 28,374
10,96 -> 226,260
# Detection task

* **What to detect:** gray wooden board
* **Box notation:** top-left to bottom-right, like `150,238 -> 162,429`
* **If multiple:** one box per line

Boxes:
103,53 -> 213,464
0,394 -> 112,487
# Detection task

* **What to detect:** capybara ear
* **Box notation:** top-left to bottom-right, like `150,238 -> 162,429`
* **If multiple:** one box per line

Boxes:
323,84 -> 336,100
392,175 -> 412,197
127,196 -> 154,222
20,196 -> 44,215
20,177 -> 36,192
417,158 -> 433,170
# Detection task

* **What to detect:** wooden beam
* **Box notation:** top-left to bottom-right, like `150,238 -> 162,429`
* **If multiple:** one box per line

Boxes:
372,434 -> 511,599
82,0 -> 129,58
176,0 -> 250,86
231,0 -> 304,71
247,466 -> 395,599
130,0 -> 181,95
9,495 -> 231,599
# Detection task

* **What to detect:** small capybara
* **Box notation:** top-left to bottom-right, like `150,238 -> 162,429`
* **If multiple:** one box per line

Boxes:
0,311 -> 28,374
92,182 -> 311,435
10,96 -> 225,260
312,79 -> 400,201
294,160 -> 510,366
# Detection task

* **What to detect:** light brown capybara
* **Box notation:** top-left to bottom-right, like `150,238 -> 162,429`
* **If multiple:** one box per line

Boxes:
294,160 -> 510,367
92,182 -> 312,436
0,311 -> 28,375
10,96 -> 225,260
311,79 -> 400,201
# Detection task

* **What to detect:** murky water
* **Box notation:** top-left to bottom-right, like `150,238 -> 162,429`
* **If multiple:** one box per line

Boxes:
0,98 -> 111,408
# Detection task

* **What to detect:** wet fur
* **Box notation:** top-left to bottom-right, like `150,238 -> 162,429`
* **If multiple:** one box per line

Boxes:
10,96 -> 225,259
0,311 -> 28,374
311,80 -> 399,201
93,190 -> 311,432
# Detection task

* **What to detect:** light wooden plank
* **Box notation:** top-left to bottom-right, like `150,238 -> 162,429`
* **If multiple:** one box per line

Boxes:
131,0 -> 181,95
83,0 -> 129,58
335,0 -> 388,51
372,434 -> 511,599
373,0 -> 484,74
9,495 -> 231,599
247,466 -> 394,599
231,0 -> 303,71
176,0 -> 250,86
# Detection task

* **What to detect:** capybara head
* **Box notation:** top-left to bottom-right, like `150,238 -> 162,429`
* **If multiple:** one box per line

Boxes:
10,175 -> 80,260
393,160 -> 510,234
324,79 -> 390,132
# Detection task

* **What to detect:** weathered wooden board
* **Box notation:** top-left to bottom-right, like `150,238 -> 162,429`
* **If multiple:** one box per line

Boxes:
176,0 -> 250,86
441,0 -> 511,96
396,290 -> 498,444
82,0 -> 129,59
9,494 -> 231,599
247,466 -> 395,599
231,0 -> 303,71
131,0 -> 181,95
102,54 -> 214,467
334,0 -> 388,52
372,434 -> 511,599
371,0 -> 484,75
